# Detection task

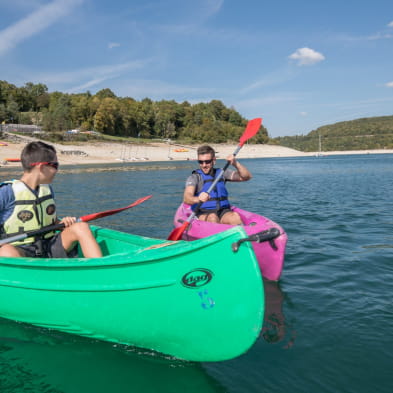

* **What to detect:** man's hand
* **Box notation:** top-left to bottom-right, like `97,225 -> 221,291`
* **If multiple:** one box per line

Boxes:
226,154 -> 237,166
198,192 -> 210,203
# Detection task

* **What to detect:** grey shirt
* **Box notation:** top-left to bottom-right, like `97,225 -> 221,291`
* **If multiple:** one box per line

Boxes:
185,169 -> 235,194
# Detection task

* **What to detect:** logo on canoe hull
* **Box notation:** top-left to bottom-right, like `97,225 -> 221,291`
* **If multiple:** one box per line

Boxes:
182,269 -> 214,288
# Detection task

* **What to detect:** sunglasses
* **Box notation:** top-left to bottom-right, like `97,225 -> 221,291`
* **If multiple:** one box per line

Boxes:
198,159 -> 213,165
31,161 -> 59,170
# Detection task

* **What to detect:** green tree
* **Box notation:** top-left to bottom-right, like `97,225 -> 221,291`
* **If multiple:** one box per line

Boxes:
95,88 -> 117,99
42,92 -> 72,131
23,82 -> 48,111
94,97 -> 120,135
6,99 -> 20,123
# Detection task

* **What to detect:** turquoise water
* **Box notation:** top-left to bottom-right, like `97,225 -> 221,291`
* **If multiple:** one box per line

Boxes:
1,154 -> 392,392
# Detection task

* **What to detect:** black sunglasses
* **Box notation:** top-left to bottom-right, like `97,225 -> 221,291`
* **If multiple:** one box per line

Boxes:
198,159 -> 213,165
31,161 -> 59,170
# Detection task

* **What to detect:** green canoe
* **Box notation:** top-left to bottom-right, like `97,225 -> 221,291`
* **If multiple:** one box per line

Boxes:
0,225 -> 264,362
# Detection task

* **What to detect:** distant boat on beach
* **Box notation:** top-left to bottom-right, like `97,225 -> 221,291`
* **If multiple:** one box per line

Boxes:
5,158 -> 21,162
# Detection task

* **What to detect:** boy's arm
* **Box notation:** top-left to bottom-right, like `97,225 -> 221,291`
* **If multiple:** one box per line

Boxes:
0,185 -> 15,224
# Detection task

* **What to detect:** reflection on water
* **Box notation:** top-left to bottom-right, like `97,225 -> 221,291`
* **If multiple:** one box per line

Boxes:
262,279 -> 296,349
0,318 -> 227,393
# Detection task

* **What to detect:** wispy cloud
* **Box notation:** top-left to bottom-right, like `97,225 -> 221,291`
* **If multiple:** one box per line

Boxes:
366,32 -> 393,40
3,0 -> 44,9
288,47 -> 325,66
386,81 -> 393,88
153,0 -> 226,37
0,0 -> 83,55
114,79 -> 217,99
241,67 -> 297,93
31,59 -> 152,92
108,42 -> 121,49
201,0 -> 224,19
336,28 -> 393,42
233,93 -> 301,118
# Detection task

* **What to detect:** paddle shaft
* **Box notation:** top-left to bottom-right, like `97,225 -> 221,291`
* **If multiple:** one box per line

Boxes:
0,222 -> 66,246
187,144 -> 243,222
0,195 -> 152,246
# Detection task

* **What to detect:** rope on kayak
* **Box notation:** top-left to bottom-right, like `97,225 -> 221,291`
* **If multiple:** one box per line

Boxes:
231,228 -> 281,253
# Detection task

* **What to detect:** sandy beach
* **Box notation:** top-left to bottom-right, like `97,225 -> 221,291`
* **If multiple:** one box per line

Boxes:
2,134 -> 393,168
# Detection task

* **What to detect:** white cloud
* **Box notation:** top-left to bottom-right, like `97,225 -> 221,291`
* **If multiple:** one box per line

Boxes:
300,112 -> 308,117
386,81 -> 393,88
288,47 -> 325,66
0,0 -> 83,55
388,21 -> 393,27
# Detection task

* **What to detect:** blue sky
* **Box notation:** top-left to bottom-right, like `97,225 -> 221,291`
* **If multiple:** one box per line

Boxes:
1,0 -> 393,137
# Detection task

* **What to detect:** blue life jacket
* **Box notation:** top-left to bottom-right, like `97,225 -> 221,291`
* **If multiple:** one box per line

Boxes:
192,169 -> 230,212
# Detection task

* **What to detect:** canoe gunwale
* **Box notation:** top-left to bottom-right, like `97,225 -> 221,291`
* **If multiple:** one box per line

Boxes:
0,225 -> 251,269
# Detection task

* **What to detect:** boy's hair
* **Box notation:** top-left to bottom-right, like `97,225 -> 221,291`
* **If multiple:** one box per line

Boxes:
197,145 -> 215,157
21,141 -> 57,171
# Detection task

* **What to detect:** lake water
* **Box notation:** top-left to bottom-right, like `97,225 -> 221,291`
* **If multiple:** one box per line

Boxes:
1,154 -> 392,393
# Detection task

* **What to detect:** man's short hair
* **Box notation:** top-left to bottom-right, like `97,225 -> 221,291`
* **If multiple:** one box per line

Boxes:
197,145 -> 215,157
21,141 -> 57,171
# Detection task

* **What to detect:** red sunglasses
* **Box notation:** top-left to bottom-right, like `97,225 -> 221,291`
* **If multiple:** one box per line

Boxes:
30,161 -> 59,170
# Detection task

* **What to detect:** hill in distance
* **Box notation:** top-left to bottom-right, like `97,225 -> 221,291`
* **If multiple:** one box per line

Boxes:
272,115 -> 393,152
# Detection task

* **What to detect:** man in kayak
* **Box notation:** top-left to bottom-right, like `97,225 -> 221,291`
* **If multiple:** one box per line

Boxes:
183,145 -> 252,225
0,141 -> 102,258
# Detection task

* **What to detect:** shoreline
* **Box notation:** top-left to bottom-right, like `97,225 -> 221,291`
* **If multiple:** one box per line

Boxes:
2,138 -> 393,168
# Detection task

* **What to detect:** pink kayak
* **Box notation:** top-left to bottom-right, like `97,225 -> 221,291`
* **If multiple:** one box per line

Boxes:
173,203 -> 287,281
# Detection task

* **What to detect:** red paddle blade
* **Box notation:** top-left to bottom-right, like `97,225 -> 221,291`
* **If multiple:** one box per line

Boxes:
167,221 -> 189,241
239,118 -> 262,147
80,195 -> 152,222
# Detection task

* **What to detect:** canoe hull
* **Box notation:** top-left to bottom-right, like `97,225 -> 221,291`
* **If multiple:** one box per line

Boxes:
173,204 -> 287,281
0,226 -> 264,362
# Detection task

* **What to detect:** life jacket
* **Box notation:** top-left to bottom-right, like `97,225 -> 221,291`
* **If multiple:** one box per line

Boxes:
1,180 -> 57,246
192,168 -> 230,212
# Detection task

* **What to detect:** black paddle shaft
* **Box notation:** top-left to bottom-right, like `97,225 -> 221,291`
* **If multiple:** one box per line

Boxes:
231,228 -> 281,253
0,222 -> 66,246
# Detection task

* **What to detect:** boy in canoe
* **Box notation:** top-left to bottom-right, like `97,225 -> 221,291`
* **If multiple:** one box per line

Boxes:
0,141 -> 102,258
183,145 -> 252,225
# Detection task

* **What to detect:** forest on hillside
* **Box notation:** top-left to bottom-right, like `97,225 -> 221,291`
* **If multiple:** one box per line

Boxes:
2,80 -> 392,150
0,80 -> 268,144
272,116 -> 393,151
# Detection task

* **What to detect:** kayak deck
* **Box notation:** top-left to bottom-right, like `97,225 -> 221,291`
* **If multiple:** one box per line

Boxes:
173,203 -> 287,281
